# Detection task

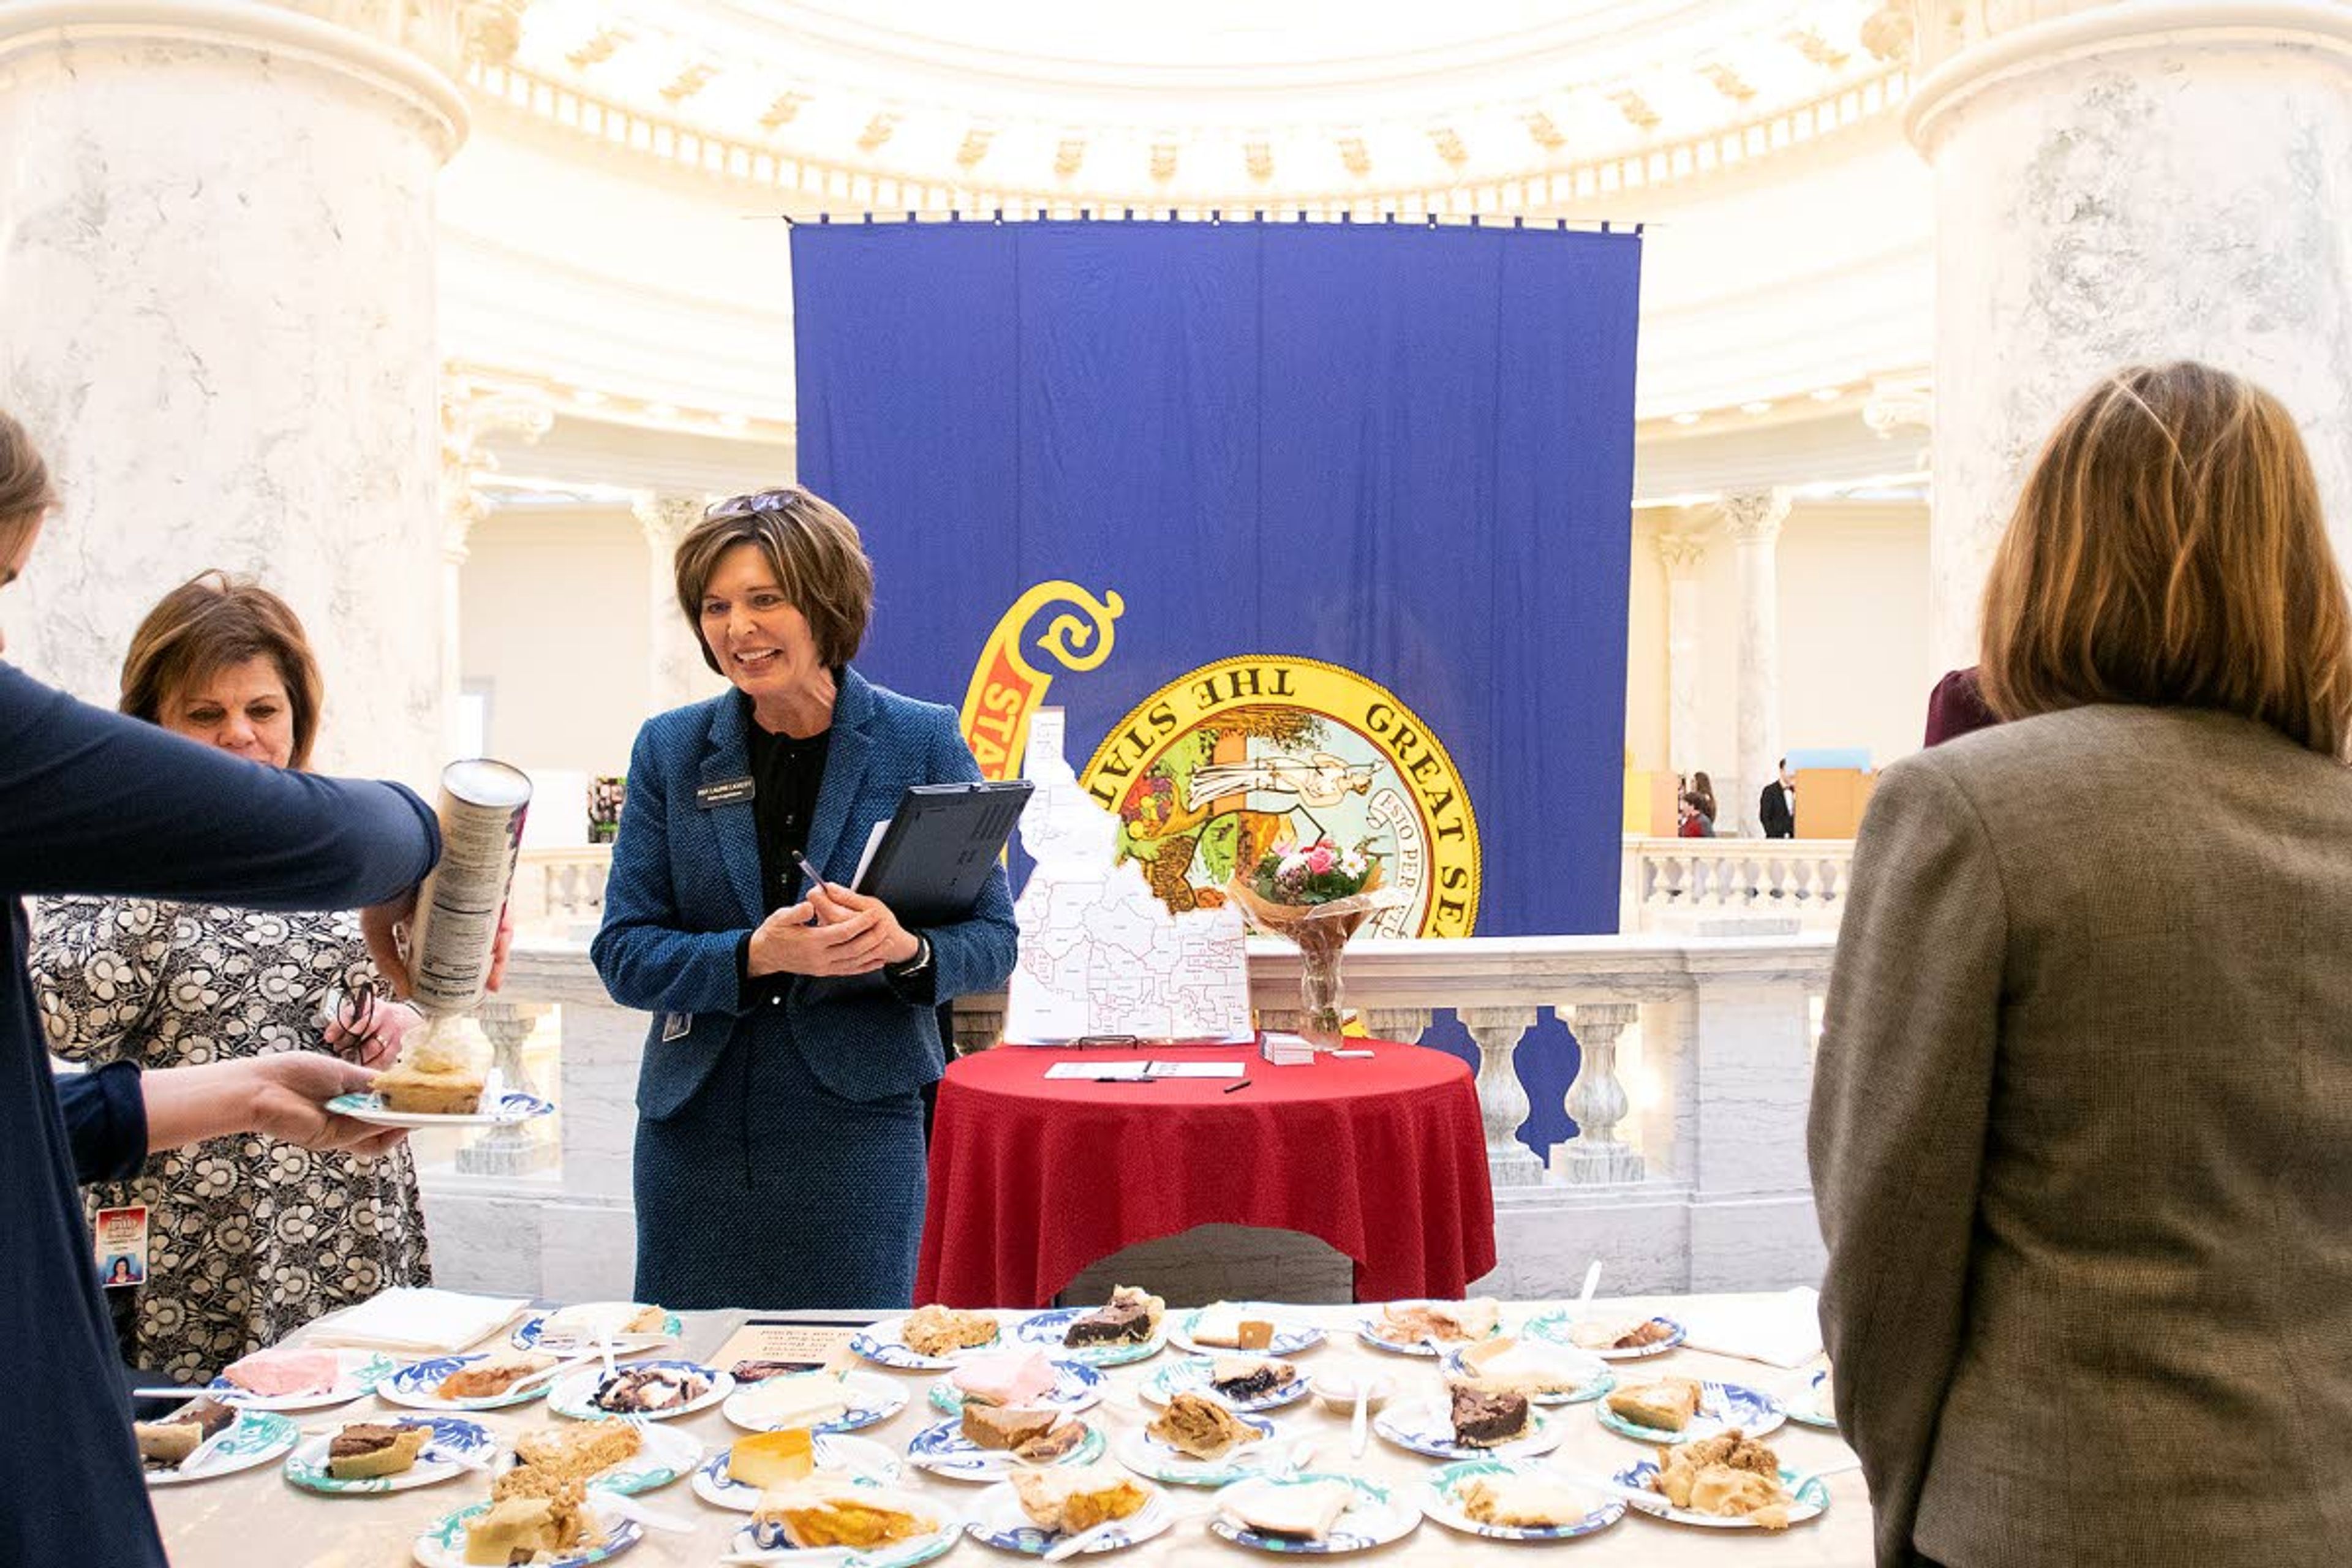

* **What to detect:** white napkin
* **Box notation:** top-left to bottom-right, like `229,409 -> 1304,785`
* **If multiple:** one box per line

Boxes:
1675,1287 -> 1824,1368
300,1287 -> 532,1354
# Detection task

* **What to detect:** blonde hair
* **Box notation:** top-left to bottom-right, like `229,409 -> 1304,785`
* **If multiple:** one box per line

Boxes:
120,571 -> 326,769
673,486 -> 873,672
1978,361 -> 2352,760
0,409 -> 58,562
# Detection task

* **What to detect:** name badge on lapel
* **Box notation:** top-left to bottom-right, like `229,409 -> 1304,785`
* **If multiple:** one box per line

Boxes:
695,777 -> 755,809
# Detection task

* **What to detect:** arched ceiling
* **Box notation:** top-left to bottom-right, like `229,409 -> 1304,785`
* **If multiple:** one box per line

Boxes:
494,0 -> 1907,203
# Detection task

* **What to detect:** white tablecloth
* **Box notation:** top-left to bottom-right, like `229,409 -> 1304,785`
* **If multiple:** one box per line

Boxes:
149,1294 -> 1870,1566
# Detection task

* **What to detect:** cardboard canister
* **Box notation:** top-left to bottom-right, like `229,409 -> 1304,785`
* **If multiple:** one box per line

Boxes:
405,760 -> 532,1016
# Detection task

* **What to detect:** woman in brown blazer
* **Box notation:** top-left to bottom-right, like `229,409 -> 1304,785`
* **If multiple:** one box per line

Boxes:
1811,362 -> 2352,1567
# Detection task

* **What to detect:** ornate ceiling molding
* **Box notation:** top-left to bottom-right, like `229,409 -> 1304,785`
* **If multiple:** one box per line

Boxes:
465,54 -> 1909,213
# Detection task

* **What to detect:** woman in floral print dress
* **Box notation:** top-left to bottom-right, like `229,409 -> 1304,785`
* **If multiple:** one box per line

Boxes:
32,573 -> 430,1378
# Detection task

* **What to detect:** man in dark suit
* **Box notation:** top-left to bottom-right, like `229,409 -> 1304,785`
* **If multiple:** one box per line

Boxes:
1758,758 -> 1796,837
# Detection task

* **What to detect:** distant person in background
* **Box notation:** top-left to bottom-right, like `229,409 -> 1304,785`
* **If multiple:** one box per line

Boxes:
1676,790 -> 1715,837
1687,769 -> 1718,824
1758,758 -> 1796,837
1923,668 -> 2000,747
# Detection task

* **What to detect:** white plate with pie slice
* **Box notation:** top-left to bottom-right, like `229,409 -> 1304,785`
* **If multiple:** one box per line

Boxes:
203,1348 -> 400,1412
721,1370 -> 908,1434
1352,1302 -> 1506,1357
283,1415 -> 493,1496
1521,1309 -> 1687,1361
377,1354 -> 559,1414
323,1089 -> 554,1129
412,1498 -> 641,1567
488,1419 -> 703,1496
1167,1305 -> 1326,1359
546,1360 -> 733,1423
731,1509 -> 958,1568
1012,1308 -> 1167,1368
1610,1459 -> 1830,1529
1207,1472 -> 1421,1555
928,1357 -> 1106,1415
1373,1398 -> 1562,1462
963,1479 -> 1175,1556
689,1434 -> 903,1511
1140,1355 -> 1310,1414
1417,1458 -> 1627,1542
143,1409 -> 299,1487
1597,1381 -> 1784,1445
905,1416 -> 1106,1481
851,1311 -> 1008,1370
1110,1415 -> 1280,1488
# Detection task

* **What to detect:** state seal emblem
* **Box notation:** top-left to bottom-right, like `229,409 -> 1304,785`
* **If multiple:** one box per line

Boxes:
1079,656 -> 1481,937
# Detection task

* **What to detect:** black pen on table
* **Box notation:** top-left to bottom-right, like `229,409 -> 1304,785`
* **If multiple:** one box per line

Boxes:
1222,1079 -> 1254,1094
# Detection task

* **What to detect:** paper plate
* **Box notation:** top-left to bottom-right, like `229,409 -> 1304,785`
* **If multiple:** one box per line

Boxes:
488,1419 -> 701,1496
1352,1303 -> 1505,1357
927,1357 -> 1105,1415
1140,1355 -> 1310,1415
721,1370 -> 908,1435
284,1415 -> 492,1496
905,1416 -> 1106,1481
732,1511 -> 958,1568
1206,1472 -> 1420,1555
1168,1306 -> 1326,1359
1013,1308 -> 1167,1368
1373,1397 -> 1562,1462
1596,1381 -> 1785,1444
963,1479 -> 1174,1556
1441,1340 -> 1615,1406
1416,1458 -> 1628,1542
379,1354 -> 557,1413
1611,1458 -> 1830,1529
512,1307 -> 684,1355
1786,1369 -> 1838,1431
545,1360 -> 732,1423
143,1409 -> 298,1487
1521,1310 -> 1687,1361
325,1090 -> 553,1129
690,1434 -> 903,1512
204,1348 -> 399,1412
413,1499 -> 639,1567
1110,1415 -> 1280,1488
851,1311 -> 1007,1370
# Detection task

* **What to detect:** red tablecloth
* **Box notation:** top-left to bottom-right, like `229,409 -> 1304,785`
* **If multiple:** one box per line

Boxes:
914,1039 -> 1496,1308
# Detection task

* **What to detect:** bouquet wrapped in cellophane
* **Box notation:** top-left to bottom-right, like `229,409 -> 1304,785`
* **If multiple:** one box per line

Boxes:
1225,838 -> 1408,1048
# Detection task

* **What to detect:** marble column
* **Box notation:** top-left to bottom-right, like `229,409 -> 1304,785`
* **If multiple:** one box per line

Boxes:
1901,0 -> 2352,669
1654,530 -> 1708,783
440,375 -> 551,756
633,493 -> 712,717
0,2 -> 518,786
1721,489 -> 1791,837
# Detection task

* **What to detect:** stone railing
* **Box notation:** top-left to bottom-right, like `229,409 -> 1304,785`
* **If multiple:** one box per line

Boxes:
423,930 -> 1836,1301
507,846 -> 612,937
1619,835 -> 1854,933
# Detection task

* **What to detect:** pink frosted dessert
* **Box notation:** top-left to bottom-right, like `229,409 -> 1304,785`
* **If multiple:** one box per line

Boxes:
220,1347 -> 343,1397
950,1350 -> 1059,1408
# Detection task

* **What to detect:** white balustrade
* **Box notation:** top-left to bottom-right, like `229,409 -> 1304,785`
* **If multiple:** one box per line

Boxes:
431,928 -> 1837,1300
1621,835 -> 1852,933
511,846 -> 613,935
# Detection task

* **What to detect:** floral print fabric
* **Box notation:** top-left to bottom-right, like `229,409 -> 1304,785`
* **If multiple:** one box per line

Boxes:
32,897 -> 431,1381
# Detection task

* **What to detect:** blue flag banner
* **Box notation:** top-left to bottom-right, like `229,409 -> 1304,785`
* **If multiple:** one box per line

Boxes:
793,218 -> 1641,937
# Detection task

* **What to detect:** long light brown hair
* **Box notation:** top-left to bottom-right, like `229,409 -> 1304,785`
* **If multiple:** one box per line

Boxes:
120,571 -> 326,769
0,409 -> 57,564
1978,361 -> 2352,760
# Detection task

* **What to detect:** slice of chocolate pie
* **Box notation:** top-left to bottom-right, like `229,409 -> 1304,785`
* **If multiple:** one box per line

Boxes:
1447,1381 -> 1531,1448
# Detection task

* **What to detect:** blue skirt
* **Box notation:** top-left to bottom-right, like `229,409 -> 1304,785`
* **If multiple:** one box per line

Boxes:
633,1025 -> 927,1310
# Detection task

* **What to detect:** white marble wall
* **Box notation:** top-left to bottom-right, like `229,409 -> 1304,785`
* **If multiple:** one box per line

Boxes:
1910,5 -> 2352,668
0,10 -> 463,786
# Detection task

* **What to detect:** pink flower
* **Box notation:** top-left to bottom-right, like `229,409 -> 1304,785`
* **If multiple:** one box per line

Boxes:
1306,845 -> 1336,875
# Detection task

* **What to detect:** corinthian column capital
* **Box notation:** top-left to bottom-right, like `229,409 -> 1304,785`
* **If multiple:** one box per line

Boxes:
1653,530 -> 1709,574
632,493 -> 710,554
1719,488 -> 1793,545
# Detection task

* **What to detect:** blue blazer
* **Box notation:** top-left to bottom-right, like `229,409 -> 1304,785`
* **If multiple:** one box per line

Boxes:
592,667 -> 1017,1117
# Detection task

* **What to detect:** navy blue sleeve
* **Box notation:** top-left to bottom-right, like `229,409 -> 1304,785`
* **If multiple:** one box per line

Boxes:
0,663 -> 438,908
53,1062 -> 147,1183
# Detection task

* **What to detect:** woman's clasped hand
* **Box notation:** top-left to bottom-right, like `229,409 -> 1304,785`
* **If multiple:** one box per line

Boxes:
747,880 -> 919,978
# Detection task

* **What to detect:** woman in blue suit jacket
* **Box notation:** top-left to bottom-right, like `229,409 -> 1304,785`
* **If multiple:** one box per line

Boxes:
592,487 -> 1017,1309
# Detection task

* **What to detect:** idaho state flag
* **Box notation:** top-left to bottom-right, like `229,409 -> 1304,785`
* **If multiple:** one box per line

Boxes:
793,218 -> 1640,937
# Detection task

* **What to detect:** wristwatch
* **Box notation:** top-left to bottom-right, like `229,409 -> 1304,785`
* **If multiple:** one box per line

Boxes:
889,933 -> 933,981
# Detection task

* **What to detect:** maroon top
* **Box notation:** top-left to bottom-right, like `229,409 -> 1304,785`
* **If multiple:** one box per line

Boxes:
1925,667 -> 2000,748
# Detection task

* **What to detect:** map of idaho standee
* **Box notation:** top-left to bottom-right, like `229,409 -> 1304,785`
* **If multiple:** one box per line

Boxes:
1005,709 -> 1254,1044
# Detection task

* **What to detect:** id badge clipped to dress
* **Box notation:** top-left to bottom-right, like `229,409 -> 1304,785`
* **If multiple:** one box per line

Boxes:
94,1205 -> 148,1289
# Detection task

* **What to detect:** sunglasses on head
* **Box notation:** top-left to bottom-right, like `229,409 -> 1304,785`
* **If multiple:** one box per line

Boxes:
704,489 -> 804,523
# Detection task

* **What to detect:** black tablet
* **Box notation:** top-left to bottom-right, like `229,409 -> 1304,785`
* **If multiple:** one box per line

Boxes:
854,780 -> 1033,925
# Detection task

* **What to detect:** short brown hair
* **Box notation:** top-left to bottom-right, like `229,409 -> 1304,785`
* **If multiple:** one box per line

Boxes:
673,487 -> 873,673
1979,361 -> 2352,760
120,571 -> 326,769
0,409 -> 58,563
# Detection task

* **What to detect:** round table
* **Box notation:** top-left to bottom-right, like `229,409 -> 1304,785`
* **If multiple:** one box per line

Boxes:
913,1039 -> 1496,1308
